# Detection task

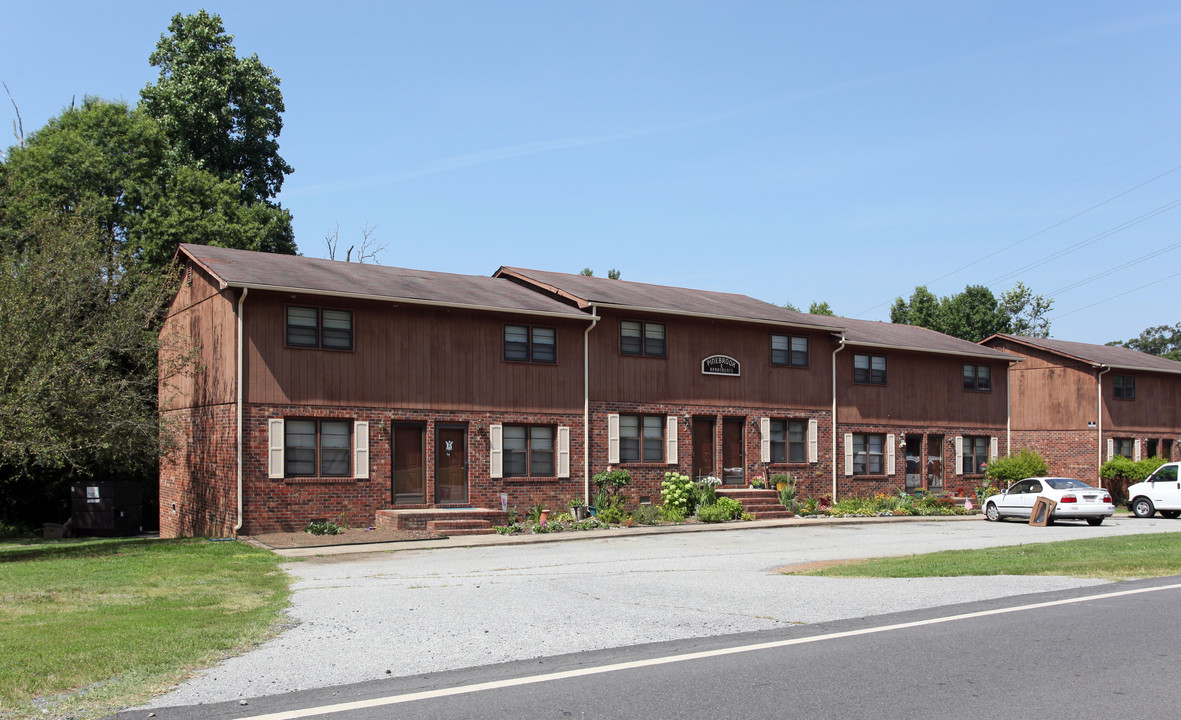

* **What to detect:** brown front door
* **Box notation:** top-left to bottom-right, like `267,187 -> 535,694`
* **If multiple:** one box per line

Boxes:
392,424 -> 424,504
926,435 -> 944,490
722,417 -> 745,486
692,417 -> 716,480
435,426 -> 468,504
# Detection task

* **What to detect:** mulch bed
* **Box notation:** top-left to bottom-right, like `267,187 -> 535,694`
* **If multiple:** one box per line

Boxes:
247,527 -> 442,549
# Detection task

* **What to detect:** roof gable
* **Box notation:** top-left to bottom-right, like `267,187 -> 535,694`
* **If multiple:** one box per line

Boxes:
983,333 -> 1181,375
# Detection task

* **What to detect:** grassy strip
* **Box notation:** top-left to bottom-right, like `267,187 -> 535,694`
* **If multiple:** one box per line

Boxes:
790,532 -> 1181,581
0,538 -> 291,720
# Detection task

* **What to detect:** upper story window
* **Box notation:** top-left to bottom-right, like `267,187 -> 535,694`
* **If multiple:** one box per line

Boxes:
620,320 -> 666,357
287,306 -> 353,350
854,354 -> 887,385
963,364 -> 992,392
504,324 -> 556,363
771,335 -> 809,367
1114,375 -> 1135,400
285,419 -> 351,477
502,425 -> 555,477
620,414 -> 664,463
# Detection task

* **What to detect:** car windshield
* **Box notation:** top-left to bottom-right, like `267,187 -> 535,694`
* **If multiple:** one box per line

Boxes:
1044,478 -> 1094,490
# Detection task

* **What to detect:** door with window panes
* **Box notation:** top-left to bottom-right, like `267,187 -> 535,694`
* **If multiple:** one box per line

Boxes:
435,426 -> 467,503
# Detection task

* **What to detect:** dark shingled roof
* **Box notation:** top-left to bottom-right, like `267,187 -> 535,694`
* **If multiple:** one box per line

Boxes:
985,333 -> 1181,375
495,266 -> 843,329
179,244 -> 589,318
829,316 -> 1015,360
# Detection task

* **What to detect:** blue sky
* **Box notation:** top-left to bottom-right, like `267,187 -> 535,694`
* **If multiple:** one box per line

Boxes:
4,1 -> 1181,345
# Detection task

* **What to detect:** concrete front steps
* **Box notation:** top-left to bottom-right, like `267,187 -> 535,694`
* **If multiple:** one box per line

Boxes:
715,488 -> 793,519
375,508 -> 508,536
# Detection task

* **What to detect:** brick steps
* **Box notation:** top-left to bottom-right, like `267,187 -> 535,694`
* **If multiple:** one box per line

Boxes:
376,508 -> 507,535
715,488 -> 793,520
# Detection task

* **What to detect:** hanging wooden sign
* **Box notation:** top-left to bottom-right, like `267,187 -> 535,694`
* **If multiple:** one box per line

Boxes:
702,354 -> 740,376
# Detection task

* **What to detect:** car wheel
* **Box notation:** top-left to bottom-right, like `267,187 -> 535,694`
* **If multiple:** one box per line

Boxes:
985,502 -> 1000,522
1161,510 -> 1181,519
1131,497 -> 1156,518
1086,517 -> 1104,526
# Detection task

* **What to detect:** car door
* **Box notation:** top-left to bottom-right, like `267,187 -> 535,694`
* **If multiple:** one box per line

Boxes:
1013,479 -> 1043,517
1149,464 -> 1181,510
999,480 -> 1032,516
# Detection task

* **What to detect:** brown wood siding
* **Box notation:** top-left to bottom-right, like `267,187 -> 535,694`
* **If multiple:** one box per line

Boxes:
1106,371 -> 1181,433
159,265 -> 237,410
838,348 -> 1008,428
587,310 -> 832,409
244,291 -> 585,412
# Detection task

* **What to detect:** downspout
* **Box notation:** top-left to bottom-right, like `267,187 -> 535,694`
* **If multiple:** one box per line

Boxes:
583,307 -> 600,505
1005,362 -> 1012,455
234,287 -> 248,535
831,332 -> 847,501
1097,365 -> 1110,480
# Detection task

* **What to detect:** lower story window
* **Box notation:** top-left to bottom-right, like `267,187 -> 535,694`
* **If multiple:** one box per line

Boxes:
1112,438 -> 1134,459
286,419 -> 351,477
962,436 -> 989,474
853,434 -> 884,475
620,414 -> 664,463
503,425 -> 555,477
770,420 -> 807,463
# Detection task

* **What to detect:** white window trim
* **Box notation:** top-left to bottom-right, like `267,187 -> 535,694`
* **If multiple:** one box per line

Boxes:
808,418 -> 818,464
843,433 -> 853,477
1106,437 -> 1114,462
557,426 -> 570,478
489,424 -> 503,478
955,435 -> 964,475
268,418 -> 285,479
354,421 -> 369,479
607,414 -> 620,464
1134,438 -> 1142,462
760,418 -> 771,463
886,434 -> 896,476
666,416 -> 678,465
989,436 -> 999,460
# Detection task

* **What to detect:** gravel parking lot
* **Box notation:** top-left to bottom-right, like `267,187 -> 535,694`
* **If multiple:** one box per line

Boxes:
148,515 -> 1178,707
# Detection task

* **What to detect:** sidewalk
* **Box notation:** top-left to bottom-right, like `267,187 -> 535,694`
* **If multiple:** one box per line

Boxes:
252,513 -> 983,558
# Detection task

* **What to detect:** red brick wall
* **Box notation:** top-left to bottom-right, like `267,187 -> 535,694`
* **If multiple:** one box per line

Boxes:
159,404 -> 238,538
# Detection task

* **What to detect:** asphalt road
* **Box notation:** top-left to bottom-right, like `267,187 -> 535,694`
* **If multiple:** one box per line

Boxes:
119,577 -> 1181,720
139,514 -> 1179,710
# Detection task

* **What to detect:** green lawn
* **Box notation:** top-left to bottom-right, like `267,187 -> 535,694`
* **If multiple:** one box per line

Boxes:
792,532 -> 1181,580
0,537 -> 291,720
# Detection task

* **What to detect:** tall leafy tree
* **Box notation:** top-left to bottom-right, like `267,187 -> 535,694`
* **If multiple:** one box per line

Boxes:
140,9 -> 293,203
890,286 -> 940,330
891,284 -> 1016,342
808,301 -> 835,316
1108,323 -> 1181,360
999,281 -> 1052,338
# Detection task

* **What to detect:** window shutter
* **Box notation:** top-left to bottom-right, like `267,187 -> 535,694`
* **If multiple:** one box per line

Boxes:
666,416 -> 678,465
268,419 -> 285,479
1134,439 -> 1141,462
886,434 -> 896,476
608,414 -> 620,464
354,421 -> 369,479
557,426 -> 571,478
808,419 -> 819,463
989,436 -> 999,460
1106,438 -> 1113,462
760,418 -> 771,463
490,424 -> 503,478
955,436 -> 964,475
843,433 -> 853,477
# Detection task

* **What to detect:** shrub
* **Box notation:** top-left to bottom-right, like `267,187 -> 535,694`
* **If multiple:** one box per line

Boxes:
696,476 -> 720,505
1102,455 -> 1170,503
658,505 -> 686,523
593,466 -> 632,494
985,449 -> 1049,485
661,472 -> 696,514
597,505 -> 624,525
304,520 -> 343,535
630,505 -> 661,525
698,496 -> 745,523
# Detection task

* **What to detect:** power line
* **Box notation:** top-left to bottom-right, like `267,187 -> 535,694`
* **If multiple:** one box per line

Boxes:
1048,238 -> 1181,296
1050,269 -> 1181,321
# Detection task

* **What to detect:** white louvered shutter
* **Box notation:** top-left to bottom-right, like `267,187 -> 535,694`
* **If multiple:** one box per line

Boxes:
268,419 -> 285,479
844,433 -> 853,477
1106,438 -> 1114,462
808,419 -> 819,463
353,421 -> 369,479
760,418 -> 771,463
557,426 -> 570,478
989,437 -> 999,460
489,424 -> 503,478
1134,439 -> 1142,462
886,434 -> 896,476
608,414 -> 620,464
955,436 -> 964,475
666,416 -> 678,464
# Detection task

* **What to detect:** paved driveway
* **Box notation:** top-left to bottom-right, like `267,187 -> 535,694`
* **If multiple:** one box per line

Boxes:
148,515 -> 1178,707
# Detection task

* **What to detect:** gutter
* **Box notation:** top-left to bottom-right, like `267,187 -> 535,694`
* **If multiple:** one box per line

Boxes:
1097,365 -> 1111,480
583,306 -> 601,505
831,332 -> 847,500
235,287 -> 248,535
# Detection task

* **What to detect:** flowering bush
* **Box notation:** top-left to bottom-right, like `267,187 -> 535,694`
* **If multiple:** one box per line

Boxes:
749,475 -> 766,488
661,472 -> 696,514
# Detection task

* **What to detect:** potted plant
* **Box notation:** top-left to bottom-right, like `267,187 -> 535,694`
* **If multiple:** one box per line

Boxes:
749,475 -> 766,489
569,497 -> 589,521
